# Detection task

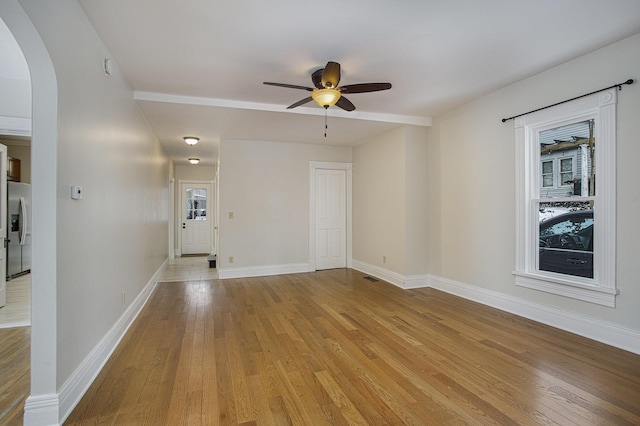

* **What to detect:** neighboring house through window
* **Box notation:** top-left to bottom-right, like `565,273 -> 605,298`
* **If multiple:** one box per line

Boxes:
513,88 -> 618,307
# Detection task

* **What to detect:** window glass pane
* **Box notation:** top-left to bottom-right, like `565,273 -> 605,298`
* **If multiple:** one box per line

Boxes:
539,119 -> 595,197
541,161 -> 553,187
538,201 -> 593,278
185,188 -> 208,221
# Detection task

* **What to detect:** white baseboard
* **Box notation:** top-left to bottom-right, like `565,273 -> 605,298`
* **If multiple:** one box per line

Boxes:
428,274 -> 640,355
351,259 -> 429,289
218,263 -> 310,279
52,258 -> 169,425
23,393 -> 59,426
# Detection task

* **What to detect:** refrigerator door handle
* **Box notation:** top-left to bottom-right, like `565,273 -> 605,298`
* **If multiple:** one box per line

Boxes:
19,196 -> 27,246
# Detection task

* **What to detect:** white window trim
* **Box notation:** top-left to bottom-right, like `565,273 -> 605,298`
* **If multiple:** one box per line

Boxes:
514,88 -> 618,307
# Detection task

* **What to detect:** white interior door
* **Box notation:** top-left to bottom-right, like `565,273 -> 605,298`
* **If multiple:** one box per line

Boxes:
315,169 -> 346,270
180,181 -> 213,255
0,144 -> 7,307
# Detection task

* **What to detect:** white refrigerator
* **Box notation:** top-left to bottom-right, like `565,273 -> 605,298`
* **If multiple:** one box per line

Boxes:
7,181 -> 31,279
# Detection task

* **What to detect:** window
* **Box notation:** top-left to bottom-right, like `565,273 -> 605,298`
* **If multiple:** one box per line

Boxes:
560,157 -> 573,186
513,89 -> 618,307
185,188 -> 207,220
542,161 -> 554,187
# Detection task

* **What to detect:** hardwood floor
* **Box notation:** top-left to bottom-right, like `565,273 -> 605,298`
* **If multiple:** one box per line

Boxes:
0,326 -> 30,426
0,274 -> 31,328
65,269 -> 640,425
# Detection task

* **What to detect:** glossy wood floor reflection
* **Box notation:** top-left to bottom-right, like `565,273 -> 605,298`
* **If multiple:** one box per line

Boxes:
65,270 -> 640,425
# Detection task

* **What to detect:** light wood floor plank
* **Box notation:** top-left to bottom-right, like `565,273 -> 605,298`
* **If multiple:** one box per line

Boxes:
63,269 -> 640,425
0,327 -> 29,425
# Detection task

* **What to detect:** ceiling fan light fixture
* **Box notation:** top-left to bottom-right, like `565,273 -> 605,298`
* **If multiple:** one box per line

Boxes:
183,136 -> 199,145
311,88 -> 341,108
188,157 -> 200,165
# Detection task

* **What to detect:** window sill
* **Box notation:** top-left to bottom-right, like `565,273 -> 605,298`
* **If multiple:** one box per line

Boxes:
513,271 -> 618,307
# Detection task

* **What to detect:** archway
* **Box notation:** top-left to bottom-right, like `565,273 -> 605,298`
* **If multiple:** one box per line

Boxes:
0,1 -> 59,425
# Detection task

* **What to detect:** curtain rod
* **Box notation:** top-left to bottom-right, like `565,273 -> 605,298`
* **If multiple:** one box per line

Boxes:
501,79 -> 634,123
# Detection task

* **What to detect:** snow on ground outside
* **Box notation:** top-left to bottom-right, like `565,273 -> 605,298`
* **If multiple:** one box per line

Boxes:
539,207 -> 571,222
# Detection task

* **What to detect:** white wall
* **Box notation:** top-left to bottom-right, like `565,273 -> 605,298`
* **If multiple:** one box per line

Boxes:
0,16 -> 30,135
218,139 -> 351,273
14,0 -> 170,394
404,126 -> 429,276
352,125 -> 429,279
353,127 -> 407,273
427,32 -> 640,332
174,163 -> 216,181
0,77 -> 29,117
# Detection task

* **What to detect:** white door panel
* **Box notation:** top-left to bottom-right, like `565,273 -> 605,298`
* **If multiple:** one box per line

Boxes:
316,169 -> 346,270
180,182 -> 213,255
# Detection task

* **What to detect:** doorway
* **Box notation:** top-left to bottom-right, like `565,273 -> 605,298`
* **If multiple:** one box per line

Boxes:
0,3 -> 60,424
309,161 -> 352,271
179,180 -> 214,255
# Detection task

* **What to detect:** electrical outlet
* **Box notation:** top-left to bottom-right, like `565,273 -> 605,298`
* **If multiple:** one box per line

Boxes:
383,256 -> 387,264
228,212 -> 234,219
229,256 -> 234,264
121,291 -> 126,305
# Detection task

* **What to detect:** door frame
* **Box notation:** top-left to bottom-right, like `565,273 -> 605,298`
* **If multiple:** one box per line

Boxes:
168,176 -> 175,260
177,179 -> 214,256
309,161 -> 352,271
0,144 -> 7,308
1,2 -> 60,423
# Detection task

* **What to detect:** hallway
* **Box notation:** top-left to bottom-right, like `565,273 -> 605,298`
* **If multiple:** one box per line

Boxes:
160,255 -> 218,282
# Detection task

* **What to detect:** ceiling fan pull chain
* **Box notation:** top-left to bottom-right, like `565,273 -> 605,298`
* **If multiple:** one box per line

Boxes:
324,106 -> 328,138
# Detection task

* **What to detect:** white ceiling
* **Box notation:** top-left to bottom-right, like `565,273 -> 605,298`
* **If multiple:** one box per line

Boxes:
17,1 -> 640,165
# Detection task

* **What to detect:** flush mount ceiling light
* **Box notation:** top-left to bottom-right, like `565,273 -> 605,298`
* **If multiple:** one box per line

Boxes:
188,158 -> 200,165
183,136 -> 199,146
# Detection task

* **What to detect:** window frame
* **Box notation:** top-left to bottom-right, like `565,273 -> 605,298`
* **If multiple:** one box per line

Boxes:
541,160 -> 554,188
513,89 -> 618,307
558,156 -> 575,187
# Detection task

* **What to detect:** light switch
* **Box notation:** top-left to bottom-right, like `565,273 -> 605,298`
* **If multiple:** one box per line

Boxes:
71,185 -> 83,200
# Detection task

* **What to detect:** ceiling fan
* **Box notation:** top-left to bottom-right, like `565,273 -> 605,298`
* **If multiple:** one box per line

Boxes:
263,61 -> 392,111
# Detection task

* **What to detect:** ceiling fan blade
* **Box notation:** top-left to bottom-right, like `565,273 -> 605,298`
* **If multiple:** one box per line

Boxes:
263,82 -> 313,91
311,68 -> 324,89
335,96 -> 355,111
321,61 -> 341,88
287,97 -> 313,109
339,82 -> 392,94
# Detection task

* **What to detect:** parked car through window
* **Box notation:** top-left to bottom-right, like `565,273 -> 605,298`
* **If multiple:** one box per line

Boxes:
539,210 -> 593,278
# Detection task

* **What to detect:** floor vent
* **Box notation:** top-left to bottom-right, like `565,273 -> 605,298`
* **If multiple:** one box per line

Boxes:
363,276 -> 379,282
